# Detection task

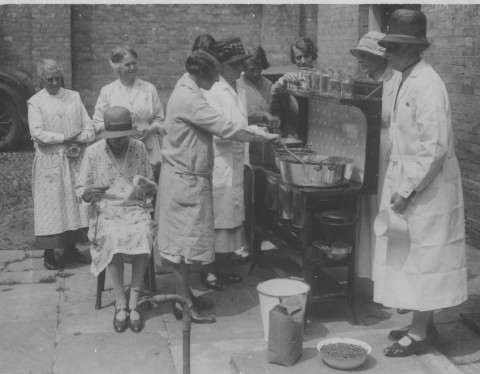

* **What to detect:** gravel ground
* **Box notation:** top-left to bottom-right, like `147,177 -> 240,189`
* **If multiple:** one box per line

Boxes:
0,143 -> 36,251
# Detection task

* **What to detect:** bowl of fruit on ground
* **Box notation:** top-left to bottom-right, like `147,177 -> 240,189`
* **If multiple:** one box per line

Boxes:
317,338 -> 371,370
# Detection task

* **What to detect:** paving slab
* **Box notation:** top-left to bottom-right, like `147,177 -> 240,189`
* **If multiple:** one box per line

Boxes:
0,283 -> 58,322
229,329 -> 463,374
0,319 -> 57,374
54,332 -> 176,374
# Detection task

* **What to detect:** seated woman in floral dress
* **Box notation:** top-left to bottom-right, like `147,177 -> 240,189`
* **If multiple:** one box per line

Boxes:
76,106 -> 156,333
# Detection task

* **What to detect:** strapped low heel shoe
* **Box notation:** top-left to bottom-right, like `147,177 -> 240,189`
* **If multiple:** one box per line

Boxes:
388,325 -> 439,345
384,334 -> 430,357
172,302 -> 216,324
128,308 -> 143,333
113,308 -> 129,333
200,272 -> 225,291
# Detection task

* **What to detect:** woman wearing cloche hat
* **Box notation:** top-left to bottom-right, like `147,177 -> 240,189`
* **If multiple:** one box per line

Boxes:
77,106 -> 157,333
351,31 -> 400,282
371,9 -> 467,357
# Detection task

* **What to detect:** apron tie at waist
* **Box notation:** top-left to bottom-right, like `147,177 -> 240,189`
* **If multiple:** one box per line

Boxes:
390,154 -> 456,162
163,160 -> 212,179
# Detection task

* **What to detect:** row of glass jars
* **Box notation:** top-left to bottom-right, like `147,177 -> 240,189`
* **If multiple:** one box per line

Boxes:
288,68 -> 353,99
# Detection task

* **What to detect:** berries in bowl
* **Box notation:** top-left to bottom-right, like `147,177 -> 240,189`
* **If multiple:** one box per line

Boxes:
317,338 -> 371,370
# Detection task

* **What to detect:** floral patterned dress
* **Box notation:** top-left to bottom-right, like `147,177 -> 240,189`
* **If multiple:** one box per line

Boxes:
76,139 -> 154,276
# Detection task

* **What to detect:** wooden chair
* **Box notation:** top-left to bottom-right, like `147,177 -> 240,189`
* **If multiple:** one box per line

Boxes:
95,251 -> 157,310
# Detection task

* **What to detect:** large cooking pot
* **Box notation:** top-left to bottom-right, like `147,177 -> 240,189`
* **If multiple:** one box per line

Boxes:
273,147 -> 315,171
279,154 -> 353,187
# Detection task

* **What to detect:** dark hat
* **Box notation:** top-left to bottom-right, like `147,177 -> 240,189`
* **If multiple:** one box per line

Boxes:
379,9 -> 430,47
214,37 -> 252,64
98,106 -> 139,139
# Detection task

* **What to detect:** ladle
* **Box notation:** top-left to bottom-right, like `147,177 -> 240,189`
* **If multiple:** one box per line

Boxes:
282,141 -> 306,164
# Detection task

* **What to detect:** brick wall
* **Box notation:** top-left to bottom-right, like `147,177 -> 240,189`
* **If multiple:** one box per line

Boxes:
0,5 -> 71,88
69,3 -> 302,114
423,4 -> 480,248
0,5 -> 32,74
316,4 -> 361,76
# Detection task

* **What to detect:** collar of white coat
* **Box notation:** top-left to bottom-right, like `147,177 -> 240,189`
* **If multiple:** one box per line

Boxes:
216,75 -> 245,97
180,74 -> 200,92
403,58 -> 427,79
378,65 -> 396,83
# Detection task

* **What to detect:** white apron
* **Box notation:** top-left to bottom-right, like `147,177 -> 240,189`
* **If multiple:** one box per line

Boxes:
373,60 -> 467,311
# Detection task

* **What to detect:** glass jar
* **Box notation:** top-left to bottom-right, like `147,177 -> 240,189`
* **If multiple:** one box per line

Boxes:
306,68 -> 315,92
313,69 -> 322,93
329,70 -> 341,98
297,67 -> 308,91
320,69 -> 330,95
341,74 -> 353,99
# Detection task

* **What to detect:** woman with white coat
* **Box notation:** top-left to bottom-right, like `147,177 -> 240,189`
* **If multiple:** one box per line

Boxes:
372,9 -> 467,357
201,38 -> 254,290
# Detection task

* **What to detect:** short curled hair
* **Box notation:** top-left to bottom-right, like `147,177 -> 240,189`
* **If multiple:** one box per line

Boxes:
186,50 -> 219,80
110,46 -> 138,69
245,46 -> 270,70
36,59 -> 62,79
290,37 -> 318,64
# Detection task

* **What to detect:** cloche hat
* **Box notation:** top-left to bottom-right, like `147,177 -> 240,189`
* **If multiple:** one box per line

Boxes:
98,106 -> 139,139
214,37 -> 252,64
378,9 -> 430,47
350,31 -> 386,58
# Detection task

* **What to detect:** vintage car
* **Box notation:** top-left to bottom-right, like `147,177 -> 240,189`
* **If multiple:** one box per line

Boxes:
0,67 -> 35,151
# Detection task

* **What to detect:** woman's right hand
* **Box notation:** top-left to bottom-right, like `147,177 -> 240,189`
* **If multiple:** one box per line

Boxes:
64,130 -> 82,144
83,183 -> 110,202
264,133 -> 281,143
280,72 -> 301,87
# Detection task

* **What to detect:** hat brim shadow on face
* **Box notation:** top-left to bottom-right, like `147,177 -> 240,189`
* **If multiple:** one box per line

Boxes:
378,34 -> 430,47
97,129 -> 140,139
223,54 -> 253,65
350,47 -> 385,58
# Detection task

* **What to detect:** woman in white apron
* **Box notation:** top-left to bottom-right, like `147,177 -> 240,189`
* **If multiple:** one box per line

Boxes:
373,9 -> 467,357
157,50 -> 278,323
351,31 -> 400,280
201,37 -> 257,290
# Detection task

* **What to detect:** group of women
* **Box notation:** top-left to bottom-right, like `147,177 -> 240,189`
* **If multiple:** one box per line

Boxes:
28,36 -> 279,332
28,8 -> 467,356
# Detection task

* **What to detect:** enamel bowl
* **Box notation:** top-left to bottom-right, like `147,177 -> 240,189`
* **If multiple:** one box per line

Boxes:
317,337 -> 371,370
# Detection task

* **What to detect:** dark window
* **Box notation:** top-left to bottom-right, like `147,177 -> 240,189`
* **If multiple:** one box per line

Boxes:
379,4 -> 421,33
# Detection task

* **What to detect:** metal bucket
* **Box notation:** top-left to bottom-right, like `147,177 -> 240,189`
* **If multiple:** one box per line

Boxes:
279,155 -> 353,187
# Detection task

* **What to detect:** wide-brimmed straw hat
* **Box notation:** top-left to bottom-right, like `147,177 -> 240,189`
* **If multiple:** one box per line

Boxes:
350,31 -> 386,58
97,106 -> 139,139
214,37 -> 252,64
379,9 -> 430,47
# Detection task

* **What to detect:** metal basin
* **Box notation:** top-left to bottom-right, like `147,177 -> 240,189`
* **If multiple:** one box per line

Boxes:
279,155 -> 353,187
273,147 -> 315,171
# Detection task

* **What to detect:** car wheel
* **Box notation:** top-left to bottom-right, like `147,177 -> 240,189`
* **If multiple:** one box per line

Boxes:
0,97 -> 23,151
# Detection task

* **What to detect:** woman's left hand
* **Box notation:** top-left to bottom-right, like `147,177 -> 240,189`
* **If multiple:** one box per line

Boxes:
390,192 -> 415,215
264,112 -> 280,131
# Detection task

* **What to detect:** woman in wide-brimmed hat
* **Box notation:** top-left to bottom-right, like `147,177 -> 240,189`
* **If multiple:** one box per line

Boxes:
77,106 -> 156,333
350,32 -> 401,281
371,9 -> 467,357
